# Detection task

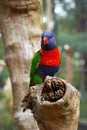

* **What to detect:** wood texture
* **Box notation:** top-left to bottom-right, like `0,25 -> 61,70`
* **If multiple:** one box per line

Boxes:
22,76 -> 80,130
0,0 -> 42,130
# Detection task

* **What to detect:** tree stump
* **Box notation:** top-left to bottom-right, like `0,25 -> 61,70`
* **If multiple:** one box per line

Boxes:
22,76 -> 80,130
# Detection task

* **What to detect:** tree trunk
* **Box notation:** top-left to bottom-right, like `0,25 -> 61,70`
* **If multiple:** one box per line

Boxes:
0,0 -> 43,130
22,77 -> 80,130
82,52 -> 87,89
64,45 -> 73,84
74,0 -> 87,32
46,0 -> 52,31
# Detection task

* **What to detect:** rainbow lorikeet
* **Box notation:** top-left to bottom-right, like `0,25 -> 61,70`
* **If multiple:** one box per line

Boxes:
30,31 -> 60,86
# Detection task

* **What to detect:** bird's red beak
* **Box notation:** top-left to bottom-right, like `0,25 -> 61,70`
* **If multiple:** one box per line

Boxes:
43,37 -> 48,45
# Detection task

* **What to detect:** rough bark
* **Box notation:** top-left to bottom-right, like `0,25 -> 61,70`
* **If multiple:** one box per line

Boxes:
22,76 -> 80,130
0,0 -> 42,130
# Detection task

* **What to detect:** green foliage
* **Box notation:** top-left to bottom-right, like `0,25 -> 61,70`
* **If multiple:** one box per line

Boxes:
0,90 -> 17,130
80,91 -> 87,121
57,10 -> 76,32
0,107 -> 12,130
2,67 -> 9,81
58,31 -> 87,52
0,67 -> 9,88
75,0 -> 87,16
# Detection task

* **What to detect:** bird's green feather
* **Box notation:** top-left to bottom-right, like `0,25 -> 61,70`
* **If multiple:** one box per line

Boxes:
30,51 -> 41,78
30,50 -> 42,86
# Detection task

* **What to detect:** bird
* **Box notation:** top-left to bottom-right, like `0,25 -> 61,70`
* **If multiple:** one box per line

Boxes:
30,31 -> 61,86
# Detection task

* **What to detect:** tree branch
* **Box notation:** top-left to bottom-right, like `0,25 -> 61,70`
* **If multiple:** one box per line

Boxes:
22,76 -> 80,130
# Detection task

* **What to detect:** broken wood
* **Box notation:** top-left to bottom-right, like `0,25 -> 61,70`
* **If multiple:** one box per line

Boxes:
22,76 -> 80,130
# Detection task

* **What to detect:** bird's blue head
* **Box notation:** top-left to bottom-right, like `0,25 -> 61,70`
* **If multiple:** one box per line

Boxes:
41,31 -> 55,50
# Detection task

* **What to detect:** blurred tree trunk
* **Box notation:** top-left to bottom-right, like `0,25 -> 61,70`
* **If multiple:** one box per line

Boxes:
64,45 -> 73,84
0,0 -> 42,130
52,1 -> 58,43
46,0 -> 52,31
74,0 -> 87,32
82,52 -> 87,89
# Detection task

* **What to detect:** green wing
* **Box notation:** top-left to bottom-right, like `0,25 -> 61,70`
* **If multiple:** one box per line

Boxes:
30,50 -> 42,86
30,50 -> 41,78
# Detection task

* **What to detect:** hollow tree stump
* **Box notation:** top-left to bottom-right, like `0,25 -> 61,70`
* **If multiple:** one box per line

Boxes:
22,77 -> 80,130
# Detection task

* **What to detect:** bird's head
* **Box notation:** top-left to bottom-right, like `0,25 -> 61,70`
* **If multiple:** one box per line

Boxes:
41,31 -> 56,50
